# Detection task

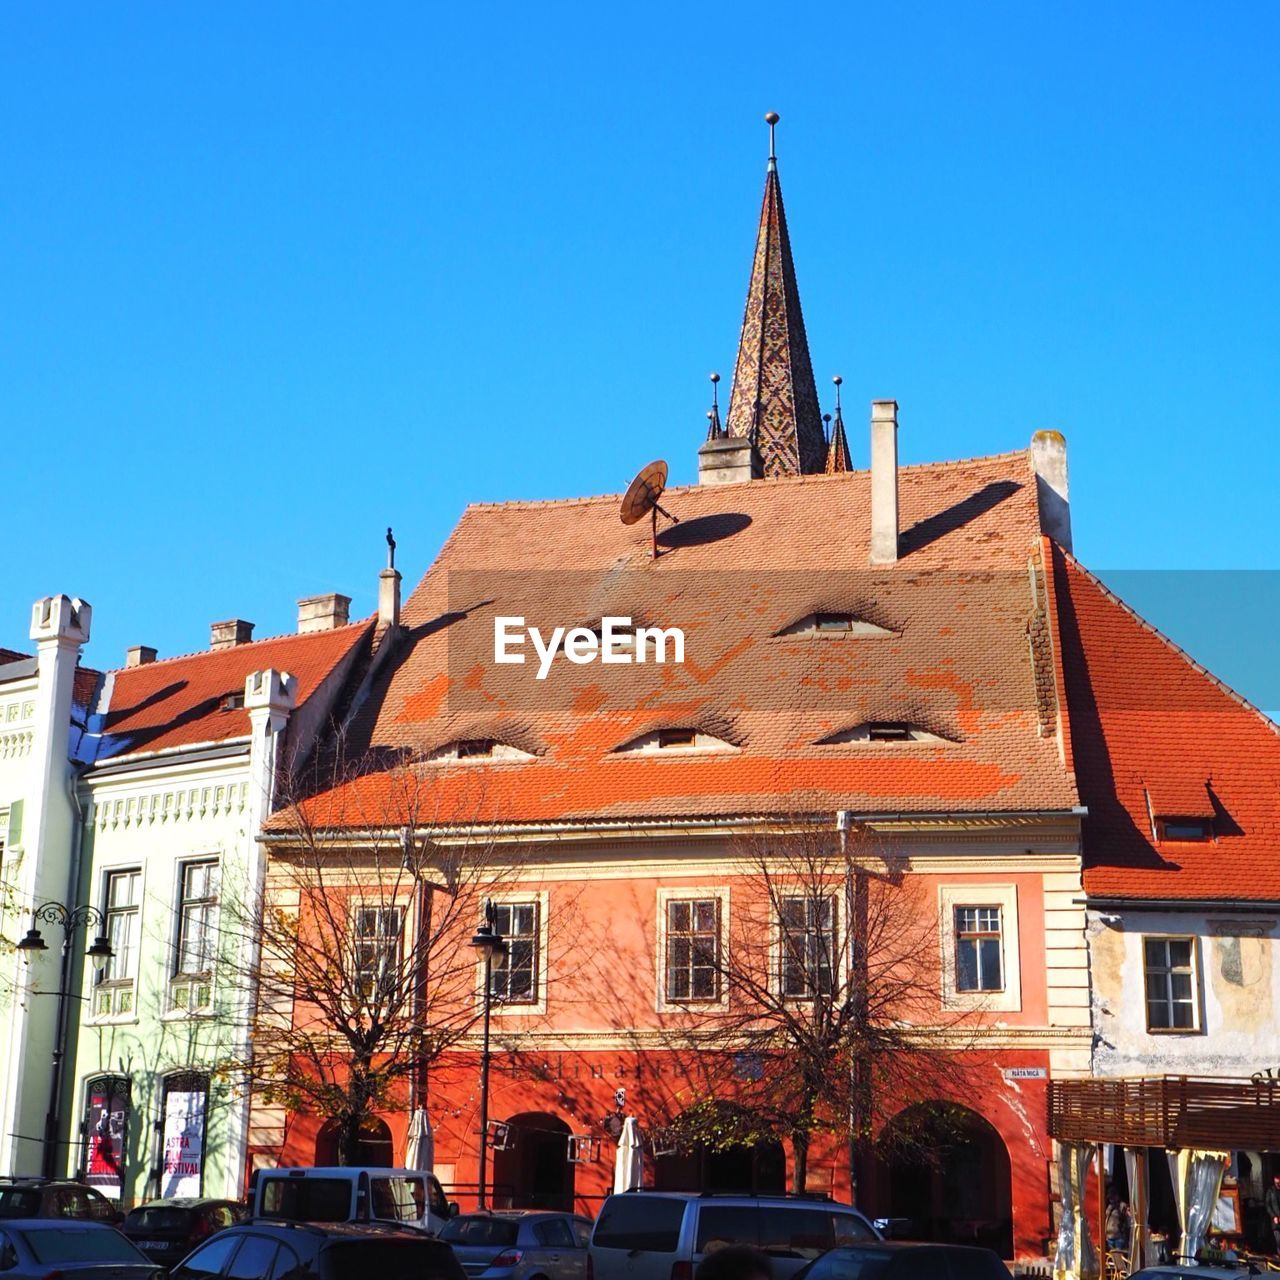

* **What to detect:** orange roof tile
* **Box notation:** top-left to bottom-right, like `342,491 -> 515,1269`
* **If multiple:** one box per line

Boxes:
98,622 -> 371,760
1052,546 -> 1280,902
277,451 -> 1080,830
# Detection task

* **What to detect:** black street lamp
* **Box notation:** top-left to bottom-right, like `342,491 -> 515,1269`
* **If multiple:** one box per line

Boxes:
18,902 -> 113,1179
470,900 -> 507,1210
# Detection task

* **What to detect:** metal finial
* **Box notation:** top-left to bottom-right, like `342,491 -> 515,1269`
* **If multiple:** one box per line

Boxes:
710,371 -> 720,409
765,112 -> 779,166
386,526 -> 396,570
706,373 -> 725,440
832,374 -> 843,413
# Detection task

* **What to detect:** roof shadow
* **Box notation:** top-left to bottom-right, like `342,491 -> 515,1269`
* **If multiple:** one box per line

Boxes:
899,480 -> 1021,557
657,512 -> 752,550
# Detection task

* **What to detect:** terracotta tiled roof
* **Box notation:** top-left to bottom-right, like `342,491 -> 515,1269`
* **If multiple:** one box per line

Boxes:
0,648 -> 31,666
276,450 -> 1080,831
1051,545 -> 1280,902
96,622 -> 371,760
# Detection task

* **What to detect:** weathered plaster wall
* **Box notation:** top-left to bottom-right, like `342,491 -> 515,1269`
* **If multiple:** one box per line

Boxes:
1089,908 -> 1280,1076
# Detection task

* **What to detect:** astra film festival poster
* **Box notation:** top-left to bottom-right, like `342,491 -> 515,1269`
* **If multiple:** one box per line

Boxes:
161,1086 -> 206,1197
85,1081 -> 128,1200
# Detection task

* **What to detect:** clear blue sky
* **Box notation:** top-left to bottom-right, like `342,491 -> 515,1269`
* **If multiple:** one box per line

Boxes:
3,3 -> 1277,707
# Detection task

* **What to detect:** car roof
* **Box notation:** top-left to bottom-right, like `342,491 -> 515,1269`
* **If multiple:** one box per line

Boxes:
456,1210 -> 573,1219
830,1244 -> 994,1253
257,1168 -> 426,1178
0,1219 -> 117,1229
1133,1269 -> 1245,1280
607,1191 -> 856,1208
134,1198 -> 229,1208
242,1220 -> 437,1240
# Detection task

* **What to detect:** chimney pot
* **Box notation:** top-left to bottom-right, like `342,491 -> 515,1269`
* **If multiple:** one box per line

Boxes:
125,645 -> 157,667
869,399 -> 900,565
296,593 -> 352,634
210,619 -> 254,650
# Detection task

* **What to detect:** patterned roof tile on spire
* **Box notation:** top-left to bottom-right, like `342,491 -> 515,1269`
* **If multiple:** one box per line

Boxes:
825,405 -> 852,473
724,142 -> 826,478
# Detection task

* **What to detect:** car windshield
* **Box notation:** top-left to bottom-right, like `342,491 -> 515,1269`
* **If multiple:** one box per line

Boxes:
0,1188 -> 42,1218
125,1206 -> 194,1232
441,1217 -> 521,1246
23,1228 -> 144,1264
594,1197 -> 686,1253
321,1241 -> 459,1280
803,1248 -> 893,1280
259,1178 -> 352,1222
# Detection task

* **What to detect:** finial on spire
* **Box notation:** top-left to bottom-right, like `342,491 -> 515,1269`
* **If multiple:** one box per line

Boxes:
765,111 -> 779,169
386,526 -> 396,570
705,371 -> 726,441
833,374 -> 843,412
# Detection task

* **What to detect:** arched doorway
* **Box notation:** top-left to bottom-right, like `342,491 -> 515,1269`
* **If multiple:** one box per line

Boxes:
314,1116 -> 394,1167
653,1104 -> 786,1195
876,1102 -> 1013,1258
492,1112 -> 574,1211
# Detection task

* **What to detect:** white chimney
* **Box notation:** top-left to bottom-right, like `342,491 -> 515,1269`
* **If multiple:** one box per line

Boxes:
1029,430 -> 1072,551
210,619 -> 254,650
869,399 -> 899,564
297,593 -> 351,634
125,645 -> 157,667
378,569 -> 401,631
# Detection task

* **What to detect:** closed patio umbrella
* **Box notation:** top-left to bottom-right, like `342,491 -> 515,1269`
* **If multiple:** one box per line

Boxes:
405,1108 -> 434,1173
613,1117 -> 642,1193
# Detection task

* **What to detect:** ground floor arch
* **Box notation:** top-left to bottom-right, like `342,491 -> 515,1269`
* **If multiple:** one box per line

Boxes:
876,1101 -> 1013,1258
492,1111 -> 575,1211
314,1115 -> 394,1167
653,1103 -> 786,1195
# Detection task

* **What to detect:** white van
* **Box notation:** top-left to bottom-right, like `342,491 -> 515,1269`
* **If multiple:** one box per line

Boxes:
250,1167 -> 455,1236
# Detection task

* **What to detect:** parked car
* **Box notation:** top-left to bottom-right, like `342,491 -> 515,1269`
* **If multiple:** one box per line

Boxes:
0,1218 -> 163,1280
170,1220 -> 466,1280
589,1192 -> 880,1280
441,1210 -> 592,1280
249,1167 -> 455,1235
0,1178 -> 123,1224
791,1244 -> 1012,1280
1131,1269 -> 1250,1280
122,1199 -> 248,1269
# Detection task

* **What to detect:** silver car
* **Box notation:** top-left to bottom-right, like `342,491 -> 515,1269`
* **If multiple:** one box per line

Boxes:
440,1212 -> 592,1280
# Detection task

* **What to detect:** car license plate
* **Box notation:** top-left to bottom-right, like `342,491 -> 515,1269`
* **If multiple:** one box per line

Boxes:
138,1242 -> 167,1251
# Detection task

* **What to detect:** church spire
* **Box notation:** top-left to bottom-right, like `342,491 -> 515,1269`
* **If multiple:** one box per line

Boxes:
724,112 -> 826,478
824,375 -> 852,473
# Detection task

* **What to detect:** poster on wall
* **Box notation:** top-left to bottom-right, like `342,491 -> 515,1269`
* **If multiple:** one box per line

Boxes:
85,1078 -> 129,1200
161,1085 -> 207,1198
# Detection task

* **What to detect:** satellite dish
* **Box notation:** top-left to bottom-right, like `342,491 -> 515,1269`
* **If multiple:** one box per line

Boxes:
620,459 -> 679,557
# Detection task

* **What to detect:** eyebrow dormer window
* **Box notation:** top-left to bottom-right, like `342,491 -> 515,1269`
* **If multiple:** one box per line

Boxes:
1157,817 -> 1212,842
615,728 -> 735,755
777,613 -> 895,639
819,722 -> 951,745
221,693 -> 245,712
427,739 -> 535,763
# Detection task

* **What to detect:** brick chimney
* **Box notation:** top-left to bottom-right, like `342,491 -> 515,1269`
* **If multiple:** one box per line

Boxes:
210,619 -> 254,650
869,400 -> 900,565
296,593 -> 351,634
125,645 -> 157,667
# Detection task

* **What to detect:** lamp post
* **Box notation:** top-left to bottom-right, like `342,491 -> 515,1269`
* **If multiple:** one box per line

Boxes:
470,901 -> 506,1210
17,903 -> 113,1179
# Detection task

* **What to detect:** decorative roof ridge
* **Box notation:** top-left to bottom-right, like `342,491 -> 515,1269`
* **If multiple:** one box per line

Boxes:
105,616 -> 374,675
460,448 -> 1033,513
1037,535 -> 1076,776
1054,544 -> 1280,739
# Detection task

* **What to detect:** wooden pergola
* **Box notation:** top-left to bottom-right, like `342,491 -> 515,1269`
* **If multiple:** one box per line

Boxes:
1049,1075 -> 1280,1150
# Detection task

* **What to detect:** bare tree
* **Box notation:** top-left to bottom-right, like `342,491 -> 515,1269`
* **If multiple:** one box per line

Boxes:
657,820 -> 987,1193
219,746 -> 547,1167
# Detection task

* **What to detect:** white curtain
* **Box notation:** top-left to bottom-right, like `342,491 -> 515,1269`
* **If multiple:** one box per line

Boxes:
1054,1141 -> 1101,1280
1168,1149 -> 1230,1263
1124,1148 -> 1146,1275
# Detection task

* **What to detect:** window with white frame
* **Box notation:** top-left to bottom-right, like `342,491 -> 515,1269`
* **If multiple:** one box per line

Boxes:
938,884 -> 1022,1012
103,870 -> 141,982
665,897 -> 721,1003
353,905 -> 404,1003
779,895 -> 837,998
1144,936 -> 1198,1031
953,905 -> 1004,992
175,860 -> 220,977
490,901 -> 539,1005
